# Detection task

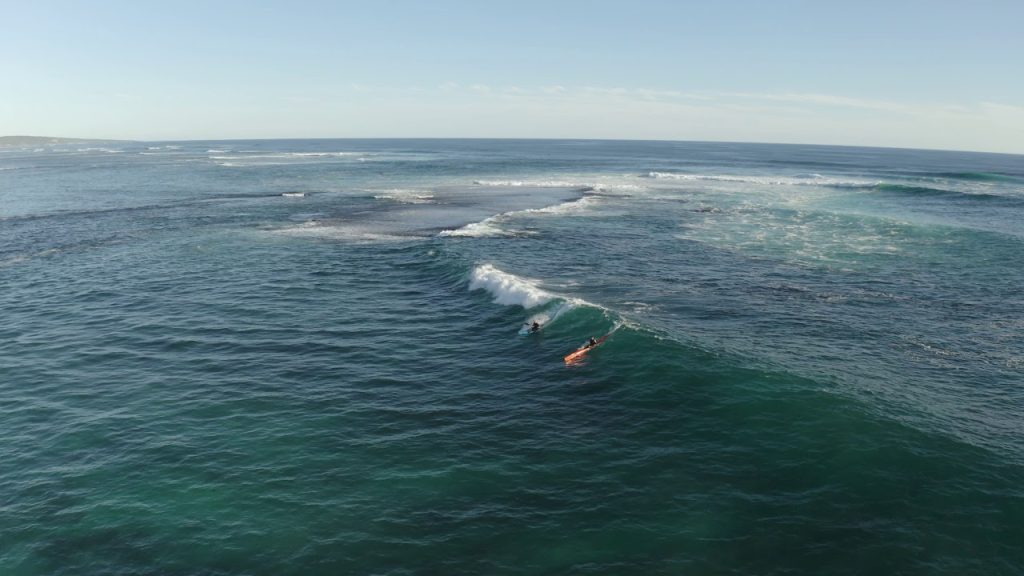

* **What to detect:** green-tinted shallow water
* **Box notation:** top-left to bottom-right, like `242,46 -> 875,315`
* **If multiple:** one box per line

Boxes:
2,140 -> 1023,574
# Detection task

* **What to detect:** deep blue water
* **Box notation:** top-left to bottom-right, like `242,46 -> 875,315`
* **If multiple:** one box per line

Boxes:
2,139 -> 1023,575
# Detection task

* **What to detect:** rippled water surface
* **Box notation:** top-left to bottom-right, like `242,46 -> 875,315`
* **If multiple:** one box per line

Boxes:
2,140 -> 1023,575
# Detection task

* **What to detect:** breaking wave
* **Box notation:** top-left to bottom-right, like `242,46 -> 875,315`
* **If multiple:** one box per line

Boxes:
522,195 -> 599,215
272,221 -> 411,243
438,216 -> 511,238
438,195 -> 599,238
469,264 -> 555,308
210,152 -> 362,160
643,171 -> 877,188
473,179 -> 583,188
211,152 -> 367,166
373,189 -> 435,204
473,179 -> 642,195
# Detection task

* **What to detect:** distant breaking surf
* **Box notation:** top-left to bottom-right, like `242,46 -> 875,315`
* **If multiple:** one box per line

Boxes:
438,196 -> 600,238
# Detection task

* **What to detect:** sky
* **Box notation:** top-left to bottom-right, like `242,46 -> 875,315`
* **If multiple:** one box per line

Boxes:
2,0 -> 1022,153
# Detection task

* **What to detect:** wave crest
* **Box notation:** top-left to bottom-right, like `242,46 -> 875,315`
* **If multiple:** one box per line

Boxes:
438,216 -> 510,238
373,189 -> 435,204
873,183 -> 1013,202
474,179 -> 583,188
439,194 -> 598,238
522,196 -> 598,215
644,171 -> 876,188
469,264 -> 554,308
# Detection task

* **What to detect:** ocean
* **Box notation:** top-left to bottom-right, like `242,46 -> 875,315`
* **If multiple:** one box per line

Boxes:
2,139 -> 1022,575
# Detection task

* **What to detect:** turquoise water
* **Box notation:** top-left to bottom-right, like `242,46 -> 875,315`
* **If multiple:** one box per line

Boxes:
2,139 -> 1022,574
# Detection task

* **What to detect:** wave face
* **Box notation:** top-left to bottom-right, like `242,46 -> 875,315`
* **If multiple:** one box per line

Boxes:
870,182 -> 1017,202
2,139 -> 1023,576
928,171 -> 1022,182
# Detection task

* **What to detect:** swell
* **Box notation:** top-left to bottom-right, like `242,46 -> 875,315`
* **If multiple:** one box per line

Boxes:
866,183 -> 1020,203
460,262 -> 722,367
457,256 -> 1024,473
0,192 -> 314,224
926,171 -> 1022,183
644,171 -> 1021,202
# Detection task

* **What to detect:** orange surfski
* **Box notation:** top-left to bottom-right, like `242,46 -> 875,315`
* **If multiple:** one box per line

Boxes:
564,334 -> 610,364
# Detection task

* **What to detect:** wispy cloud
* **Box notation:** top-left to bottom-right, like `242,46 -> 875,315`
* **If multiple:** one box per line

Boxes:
196,83 -> 1022,153
726,92 -> 911,112
398,84 -> 1024,152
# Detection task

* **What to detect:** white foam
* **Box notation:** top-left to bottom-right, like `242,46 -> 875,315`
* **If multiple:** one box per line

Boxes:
76,147 -> 123,154
273,221 -> 409,243
518,301 -> 576,334
646,172 -> 767,183
644,171 -> 876,188
469,264 -> 554,308
373,189 -> 435,204
284,152 -> 362,157
439,194 -> 602,238
524,195 -> 599,215
438,215 -> 509,237
210,152 -> 365,166
519,314 -> 550,334
589,183 -> 644,194
473,178 -> 646,197
473,179 -> 585,188
281,192 -> 306,197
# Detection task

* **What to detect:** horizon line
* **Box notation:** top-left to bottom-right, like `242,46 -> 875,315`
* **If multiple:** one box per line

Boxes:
3,134 -> 1022,158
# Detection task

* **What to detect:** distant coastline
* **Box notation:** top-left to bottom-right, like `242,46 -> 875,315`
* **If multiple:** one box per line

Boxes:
0,135 -> 130,147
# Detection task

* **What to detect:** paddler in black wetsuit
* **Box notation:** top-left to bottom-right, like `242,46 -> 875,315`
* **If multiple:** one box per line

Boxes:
530,321 -> 541,333
587,337 -> 597,348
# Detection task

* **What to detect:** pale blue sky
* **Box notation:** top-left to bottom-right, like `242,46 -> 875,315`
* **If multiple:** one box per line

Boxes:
2,0 -> 1022,152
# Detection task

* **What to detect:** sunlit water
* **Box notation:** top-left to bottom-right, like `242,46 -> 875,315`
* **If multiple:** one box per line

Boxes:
2,139 -> 1022,575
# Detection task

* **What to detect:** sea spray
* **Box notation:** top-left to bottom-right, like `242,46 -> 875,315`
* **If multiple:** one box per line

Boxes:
518,301 -> 576,334
469,264 -> 554,308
